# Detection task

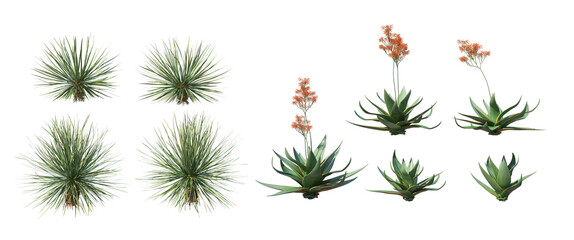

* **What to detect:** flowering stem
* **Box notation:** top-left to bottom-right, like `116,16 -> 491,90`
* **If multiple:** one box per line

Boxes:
392,62 -> 397,99
478,67 -> 492,97
303,111 -> 312,155
395,61 -> 400,98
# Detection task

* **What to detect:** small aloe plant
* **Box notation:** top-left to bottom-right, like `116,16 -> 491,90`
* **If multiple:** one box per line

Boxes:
142,114 -> 237,212
350,24 -> 440,135
258,78 -> 365,199
141,39 -> 228,104
34,36 -> 117,102
455,40 -> 539,135
370,151 -> 444,201
21,116 -> 120,214
472,154 -> 535,201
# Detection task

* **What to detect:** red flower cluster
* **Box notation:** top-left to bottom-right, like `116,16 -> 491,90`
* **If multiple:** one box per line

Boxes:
292,77 -> 317,111
291,115 -> 312,134
379,25 -> 410,63
458,40 -> 490,65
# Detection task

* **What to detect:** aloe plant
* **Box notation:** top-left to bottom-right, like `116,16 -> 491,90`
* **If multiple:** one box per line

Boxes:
456,40 -> 539,135
34,36 -> 117,102
21,116 -> 120,214
351,25 -> 439,135
472,154 -> 535,201
455,94 -> 540,135
258,78 -> 365,199
351,88 -> 439,135
258,136 -> 365,199
370,151 -> 444,201
141,39 -> 228,104
142,114 -> 237,212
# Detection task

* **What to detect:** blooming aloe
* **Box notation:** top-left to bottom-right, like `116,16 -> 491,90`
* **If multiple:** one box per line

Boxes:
472,154 -> 535,201
455,40 -> 539,135
258,78 -> 365,199
350,25 -> 440,135
370,151 -> 444,201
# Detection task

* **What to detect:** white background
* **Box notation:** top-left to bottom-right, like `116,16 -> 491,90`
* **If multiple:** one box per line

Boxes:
1,0 -> 571,239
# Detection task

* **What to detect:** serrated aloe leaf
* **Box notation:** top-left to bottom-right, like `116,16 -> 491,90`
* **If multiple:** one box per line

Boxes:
479,164 -> 503,193
323,159 -> 351,178
398,90 -> 411,111
497,158 -> 511,189
320,143 -> 341,173
302,161 -> 323,188
471,174 -> 499,197
304,149 -> 318,171
272,158 -> 302,183
381,169 -> 406,190
292,148 -> 308,171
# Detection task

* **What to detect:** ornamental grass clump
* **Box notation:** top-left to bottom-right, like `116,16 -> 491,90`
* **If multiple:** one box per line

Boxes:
34,36 -> 117,102
350,25 -> 440,135
141,39 -> 228,104
370,151 -> 444,201
22,117 -> 120,215
472,154 -> 534,201
454,40 -> 539,135
142,114 -> 237,212
258,78 -> 365,199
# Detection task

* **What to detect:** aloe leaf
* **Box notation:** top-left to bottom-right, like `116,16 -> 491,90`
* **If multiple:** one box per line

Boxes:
479,164 -> 503,193
500,178 -> 522,199
459,113 -> 489,124
380,169 -> 406,190
353,111 -> 379,121
498,96 -> 522,120
343,164 -> 366,178
454,117 -> 482,129
405,97 -> 423,113
257,181 -> 299,191
272,158 -> 302,183
347,121 -> 391,131
520,171 -> 536,182
365,97 -> 390,115
274,150 -> 305,175
358,101 -> 382,116
497,158 -> 511,189
398,90 -> 411,111
304,152 -> 319,174
368,189 -> 403,195
508,154 -> 518,173
502,126 -> 541,131
376,116 -> 401,129
411,123 -> 441,129
321,145 -> 341,173
469,98 -> 490,121
301,160 -> 323,188
376,92 -> 386,104
485,157 -> 499,177
383,90 -> 396,112
323,158 -> 351,178
488,94 -> 501,120
313,136 -> 327,163
471,174 -> 499,197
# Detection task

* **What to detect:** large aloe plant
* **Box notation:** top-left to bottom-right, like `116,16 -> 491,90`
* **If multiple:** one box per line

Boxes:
472,154 -> 535,201
258,77 -> 365,199
258,136 -> 365,199
351,25 -> 439,135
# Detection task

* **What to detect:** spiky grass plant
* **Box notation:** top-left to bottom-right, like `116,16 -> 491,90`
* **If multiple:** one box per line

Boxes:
141,39 -> 228,104
22,116 -> 120,215
455,40 -> 539,135
142,114 -> 237,212
258,78 -> 365,199
472,154 -> 535,201
350,24 -> 440,135
34,36 -> 117,102
370,151 -> 444,201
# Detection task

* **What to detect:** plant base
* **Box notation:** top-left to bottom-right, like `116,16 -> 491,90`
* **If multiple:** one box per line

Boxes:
303,192 -> 319,199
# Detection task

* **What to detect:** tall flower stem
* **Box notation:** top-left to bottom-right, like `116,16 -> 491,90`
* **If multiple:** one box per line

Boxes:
395,62 -> 400,98
392,62 -> 397,99
478,67 -> 492,97
303,111 -> 313,153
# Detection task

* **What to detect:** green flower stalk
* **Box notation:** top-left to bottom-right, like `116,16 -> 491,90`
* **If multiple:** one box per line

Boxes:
142,114 -> 237,212
350,25 -> 440,135
472,154 -> 535,201
141,39 -> 228,104
22,116 -> 120,215
455,40 -> 539,135
34,36 -> 117,102
370,151 -> 444,201
258,78 -> 365,199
